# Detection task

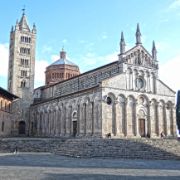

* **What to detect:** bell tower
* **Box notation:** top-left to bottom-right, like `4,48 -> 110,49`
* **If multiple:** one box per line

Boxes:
7,9 -> 36,135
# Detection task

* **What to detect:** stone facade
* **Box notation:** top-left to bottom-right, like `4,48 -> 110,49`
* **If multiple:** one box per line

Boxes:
0,87 -> 18,136
7,11 -> 36,135
30,25 -> 176,138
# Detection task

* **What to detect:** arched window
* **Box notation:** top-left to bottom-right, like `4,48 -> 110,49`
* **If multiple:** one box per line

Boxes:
21,81 -> 26,88
106,97 -> 112,105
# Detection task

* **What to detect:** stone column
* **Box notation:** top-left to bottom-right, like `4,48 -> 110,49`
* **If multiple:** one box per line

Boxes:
172,107 -> 176,136
86,102 -> 92,136
126,98 -> 134,137
55,110 -> 58,136
145,72 -> 150,92
91,102 -> 94,135
66,106 -> 71,136
58,109 -> 61,136
116,102 -> 124,137
79,104 -> 84,136
133,101 -> 137,136
158,104 -> 164,137
133,70 -> 138,91
112,103 -> 116,136
60,106 -> 65,136
166,106 -> 171,136
150,103 -> 157,137
150,73 -> 154,93
36,113 -> 40,136
77,104 -> 80,136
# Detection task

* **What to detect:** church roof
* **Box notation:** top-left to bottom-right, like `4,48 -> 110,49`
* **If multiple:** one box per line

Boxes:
0,87 -> 19,100
19,13 -> 30,31
51,58 -> 77,66
49,49 -> 78,67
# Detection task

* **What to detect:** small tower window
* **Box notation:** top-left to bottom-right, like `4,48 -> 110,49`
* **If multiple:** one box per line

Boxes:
21,81 -> 26,88
25,59 -> 29,66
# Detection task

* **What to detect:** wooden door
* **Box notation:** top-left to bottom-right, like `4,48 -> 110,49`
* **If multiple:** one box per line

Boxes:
139,119 -> 145,137
73,121 -> 77,137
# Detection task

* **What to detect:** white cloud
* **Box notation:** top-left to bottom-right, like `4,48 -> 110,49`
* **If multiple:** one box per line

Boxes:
101,32 -> 108,40
0,43 -> 9,78
34,59 -> 49,88
41,45 -> 53,54
169,0 -> 180,9
80,51 -> 118,72
51,54 -> 59,62
159,54 -> 180,92
156,42 -> 169,52
62,39 -> 68,44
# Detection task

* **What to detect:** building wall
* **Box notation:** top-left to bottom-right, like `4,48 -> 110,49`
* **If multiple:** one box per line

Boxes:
0,96 -> 13,136
30,87 -> 102,137
7,14 -> 36,135
45,64 -> 80,85
101,71 -> 176,138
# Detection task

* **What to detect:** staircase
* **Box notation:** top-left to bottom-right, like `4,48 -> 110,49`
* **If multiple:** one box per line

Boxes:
0,137 -> 179,160
55,138 -> 180,160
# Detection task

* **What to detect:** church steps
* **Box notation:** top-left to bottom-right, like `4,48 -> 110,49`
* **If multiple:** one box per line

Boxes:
55,138 -> 180,160
0,137 -> 179,160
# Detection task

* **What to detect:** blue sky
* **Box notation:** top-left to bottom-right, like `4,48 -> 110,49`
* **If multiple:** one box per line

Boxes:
0,0 -> 180,91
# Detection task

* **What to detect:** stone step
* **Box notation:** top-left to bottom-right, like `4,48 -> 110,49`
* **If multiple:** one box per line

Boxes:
0,137 -> 179,160
55,138 -> 180,160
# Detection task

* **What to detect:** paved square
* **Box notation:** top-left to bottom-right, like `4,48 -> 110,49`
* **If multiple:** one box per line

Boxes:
0,153 -> 180,180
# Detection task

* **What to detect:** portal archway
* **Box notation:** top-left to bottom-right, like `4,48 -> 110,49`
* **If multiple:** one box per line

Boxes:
19,121 -> 26,134
72,111 -> 77,137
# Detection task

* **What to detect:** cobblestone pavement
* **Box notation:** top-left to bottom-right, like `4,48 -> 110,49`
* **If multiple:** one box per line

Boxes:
0,153 -> 180,180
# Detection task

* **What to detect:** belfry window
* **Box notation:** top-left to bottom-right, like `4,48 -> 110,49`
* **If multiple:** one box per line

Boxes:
21,81 -> 26,88
21,36 -> 31,43
21,70 -> 27,77
106,97 -> 112,105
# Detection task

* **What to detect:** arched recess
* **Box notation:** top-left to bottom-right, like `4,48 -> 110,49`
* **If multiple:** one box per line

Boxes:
127,95 -> 136,136
150,99 -> 158,136
57,103 -> 62,136
81,98 -> 87,135
72,111 -> 78,137
84,97 -> 92,135
158,100 -> 166,136
66,102 -> 72,136
126,68 -> 133,90
18,121 -> 26,134
107,92 -> 116,136
93,96 -> 101,135
166,101 -> 173,136
137,95 -> 150,136
117,94 -> 126,136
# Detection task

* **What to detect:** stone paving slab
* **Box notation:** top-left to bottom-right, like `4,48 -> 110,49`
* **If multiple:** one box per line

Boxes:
0,153 -> 179,180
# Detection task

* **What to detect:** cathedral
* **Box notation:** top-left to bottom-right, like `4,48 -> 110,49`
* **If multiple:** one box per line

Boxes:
0,12 -> 177,138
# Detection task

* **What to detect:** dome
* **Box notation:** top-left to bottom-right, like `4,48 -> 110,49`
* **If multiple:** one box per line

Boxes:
51,58 -> 77,66
49,49 -> 78,67
45,49 -> 80,85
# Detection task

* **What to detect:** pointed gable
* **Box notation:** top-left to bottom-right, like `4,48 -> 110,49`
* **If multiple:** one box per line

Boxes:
120,45 -> 158,70
19,14 -> 30,32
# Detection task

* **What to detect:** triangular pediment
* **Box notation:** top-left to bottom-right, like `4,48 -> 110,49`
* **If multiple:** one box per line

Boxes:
120,45 -> 158,69
19,14 -> 30,32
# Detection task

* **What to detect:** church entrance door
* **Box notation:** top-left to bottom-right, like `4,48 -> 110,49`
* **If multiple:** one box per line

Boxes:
139,119 -> 145,137
73,120 -> 77,137
19,121 -> 26,134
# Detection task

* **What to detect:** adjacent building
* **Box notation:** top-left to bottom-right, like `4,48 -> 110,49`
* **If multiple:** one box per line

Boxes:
0,87 -> 18,136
